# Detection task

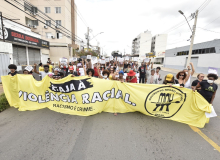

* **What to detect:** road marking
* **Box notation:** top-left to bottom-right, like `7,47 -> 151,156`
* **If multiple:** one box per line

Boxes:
189,125 -> 220,152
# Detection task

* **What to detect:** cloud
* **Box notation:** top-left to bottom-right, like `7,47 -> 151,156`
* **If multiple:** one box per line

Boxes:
75,0 -> 220,55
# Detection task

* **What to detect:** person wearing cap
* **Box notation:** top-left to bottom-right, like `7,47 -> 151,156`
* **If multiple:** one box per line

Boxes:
126,70 -> 137,83
163,74 -> 179,86
34,63 -> 53,79
117,70 -> 125,82
8,64 -> 18,76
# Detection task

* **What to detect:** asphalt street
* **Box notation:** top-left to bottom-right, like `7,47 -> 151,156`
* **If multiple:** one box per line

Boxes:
0,70 -> 220,160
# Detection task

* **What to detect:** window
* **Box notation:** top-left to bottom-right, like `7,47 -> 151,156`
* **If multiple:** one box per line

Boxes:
210,47 -> 216,53
57,32 -> 63,39
25,17 -> 38,26
46,32 -> 52,39
45,20 -> 51,26
45,7 -> 50,13
56,20 -> 61,26
55,7 -> 61,13
31,7 -> 38,14
24,2 -> 31,12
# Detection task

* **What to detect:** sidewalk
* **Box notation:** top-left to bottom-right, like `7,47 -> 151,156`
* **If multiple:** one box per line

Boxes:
0,84 -> 4,94
161,67 -> 220,85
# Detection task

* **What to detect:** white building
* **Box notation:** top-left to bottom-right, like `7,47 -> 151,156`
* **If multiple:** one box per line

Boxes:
132,31 -> 152,59
150,34 -> 168,64
164,39 -> 220,75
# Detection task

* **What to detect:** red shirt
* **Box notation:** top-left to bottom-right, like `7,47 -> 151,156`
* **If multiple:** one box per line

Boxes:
69,66 -> 74,70
126,76 -> 137,83
94,67 -> 99,77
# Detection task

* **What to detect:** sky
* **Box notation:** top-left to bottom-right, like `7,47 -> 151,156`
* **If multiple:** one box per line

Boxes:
75,0 -> 220,56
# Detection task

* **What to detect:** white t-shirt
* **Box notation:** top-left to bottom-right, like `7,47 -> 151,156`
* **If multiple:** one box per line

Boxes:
149,75 -> 159,84
185,75 -> 191,88
79,68 -> 85,76
39,71 -> 53,79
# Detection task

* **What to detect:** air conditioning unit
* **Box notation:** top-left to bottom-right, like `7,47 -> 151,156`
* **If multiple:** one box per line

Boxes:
33,12 -> 37,16
33,25 -> 37,29
55,25 -> 60,29
51,35 -> 55,39
27,24 -> 32,28
44,25 -> 48,29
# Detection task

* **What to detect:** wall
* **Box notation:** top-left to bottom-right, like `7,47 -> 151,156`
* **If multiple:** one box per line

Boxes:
164,54 -> 220,75
154,34 -> 167,57
49,47 -> 70,63
0,53 -> 10,82
139,31 -> 152,56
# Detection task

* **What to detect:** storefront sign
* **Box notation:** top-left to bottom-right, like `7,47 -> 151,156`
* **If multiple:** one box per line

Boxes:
1,28 -> 49,49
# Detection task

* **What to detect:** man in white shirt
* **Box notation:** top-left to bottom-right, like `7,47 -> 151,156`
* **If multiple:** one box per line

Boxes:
34,64 -> 53,79
183,62 -> 195,88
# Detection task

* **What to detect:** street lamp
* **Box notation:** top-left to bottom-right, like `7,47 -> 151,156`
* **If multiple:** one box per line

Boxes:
178,10 -> 198,67
178,10 -> 193,33
90,32 -> 104,41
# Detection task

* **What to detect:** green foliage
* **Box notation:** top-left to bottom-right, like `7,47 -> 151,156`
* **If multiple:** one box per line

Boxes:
76,50 -> 99,57
0,93 -> 10,112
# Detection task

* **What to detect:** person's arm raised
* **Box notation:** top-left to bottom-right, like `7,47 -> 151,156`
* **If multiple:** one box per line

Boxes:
190,62 -> 195,76
184,66 -> 191,83
82,60 -> 87,76
34,63 -> 40,74
97,64 -> 103,78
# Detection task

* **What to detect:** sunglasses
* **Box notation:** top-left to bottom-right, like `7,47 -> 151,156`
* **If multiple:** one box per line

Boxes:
179,75 -> 184,77
200,76 -> 205,78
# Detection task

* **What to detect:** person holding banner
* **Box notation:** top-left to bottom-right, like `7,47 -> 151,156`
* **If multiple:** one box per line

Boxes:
109,67 -> 117,80
23,69 -> 29,75
191,73 -> 205,92
193,74 -> 218,104
163,74 -> 179,86
126,70 -> 137,83
52,68 -> 61,80
8,64 -> 18,76
117,70 -> 125,82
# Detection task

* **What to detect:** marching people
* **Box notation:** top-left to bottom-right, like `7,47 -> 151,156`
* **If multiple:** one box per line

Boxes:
47,61 -> 53,73
183,62 -> 195,88
138,62 -> 146,84
163,74 -> 179,86
176,66 -> 191,87
52,68 -> 61,80
109,67 -> 117,80
8,64 -> 18,76
34,63 -> 53,79
191,73 -> 205,92
193,74 -> 218,104
97,64 -> 109,80
126,70 -> 137,83
82,61 -> 94,77
149,69 -> 159,84
145,59 -> 152,83
23,69 -> 29,75
117,70 -> 125,82
155,67 -> 162,83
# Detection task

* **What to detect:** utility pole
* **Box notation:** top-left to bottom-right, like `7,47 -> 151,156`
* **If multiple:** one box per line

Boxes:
0,12 -> 5,42
87,27 -> 89,50
186,10 -> 198,67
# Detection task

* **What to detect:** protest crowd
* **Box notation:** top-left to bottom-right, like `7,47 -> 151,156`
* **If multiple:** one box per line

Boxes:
7,56 -> 218,107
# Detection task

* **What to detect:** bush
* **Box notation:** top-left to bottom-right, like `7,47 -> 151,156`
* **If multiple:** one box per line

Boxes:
0,93 -> 10,112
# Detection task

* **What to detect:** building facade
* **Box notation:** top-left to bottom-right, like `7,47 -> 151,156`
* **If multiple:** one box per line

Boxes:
150,34 -> 167,63
164,39 -> 220,75
0,17 -> 49,66
0,0 -> 77,63
132,31 -> 152,58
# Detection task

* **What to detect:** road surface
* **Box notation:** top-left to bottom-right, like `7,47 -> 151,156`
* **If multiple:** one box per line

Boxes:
0,70 -> 220,160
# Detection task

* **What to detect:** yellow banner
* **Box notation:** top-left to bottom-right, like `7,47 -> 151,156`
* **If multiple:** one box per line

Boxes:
2,75 -> 212,128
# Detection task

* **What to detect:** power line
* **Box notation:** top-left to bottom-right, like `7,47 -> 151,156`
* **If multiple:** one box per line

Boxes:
198,0 -> 212,13
5,0 -> 82,44
197,27 -> 220,34
204,15 -> 220,28
21,0 -> 83,42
